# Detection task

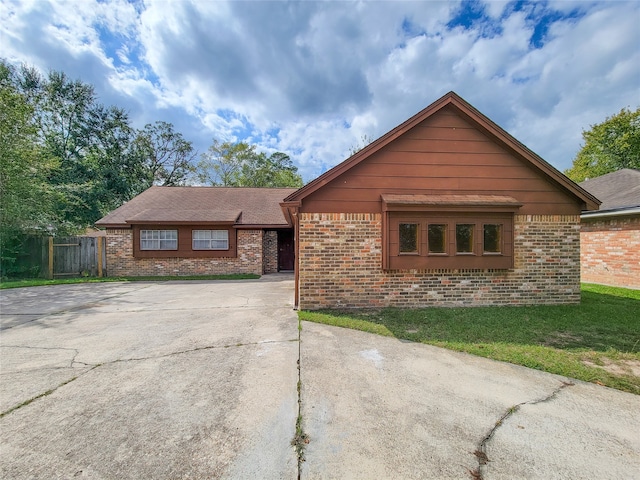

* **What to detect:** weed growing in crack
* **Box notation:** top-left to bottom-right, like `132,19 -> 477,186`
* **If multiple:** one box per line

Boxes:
0,375 -> 78,418
291,413 -> 310,461
467,467 -> 483,479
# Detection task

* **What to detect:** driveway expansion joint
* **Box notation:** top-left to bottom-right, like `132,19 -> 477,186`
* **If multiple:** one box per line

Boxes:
471,380 -> 575,480
291,317 -> 308,480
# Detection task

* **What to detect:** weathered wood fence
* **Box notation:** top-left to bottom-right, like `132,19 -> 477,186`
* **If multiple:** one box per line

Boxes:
17,236 -> 106,279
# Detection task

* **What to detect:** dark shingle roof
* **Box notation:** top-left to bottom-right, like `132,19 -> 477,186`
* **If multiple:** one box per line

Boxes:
579,169 -> 640,211
96,186 -> 297,227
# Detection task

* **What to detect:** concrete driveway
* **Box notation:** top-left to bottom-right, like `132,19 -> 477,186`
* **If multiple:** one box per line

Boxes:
1,276 -> 639,479
1,276 -> 299,479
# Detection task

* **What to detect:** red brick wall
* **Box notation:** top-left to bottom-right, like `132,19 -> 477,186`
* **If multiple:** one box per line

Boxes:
580,215 -> 640,289
105,229 -> 263,276
298,213 -> 581,309
262,230 -> 278,274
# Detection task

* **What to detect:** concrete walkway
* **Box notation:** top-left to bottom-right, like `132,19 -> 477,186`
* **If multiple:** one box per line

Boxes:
300,322 -> 640,479
1,276 -> 639,479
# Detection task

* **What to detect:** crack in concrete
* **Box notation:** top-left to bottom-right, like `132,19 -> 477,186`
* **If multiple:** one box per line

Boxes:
0,365 -> 99,419
291,317 -> 308,480
84,304 -> 281,313
105,338 -> 299,364
1,345 -> 81,369
0,339 -> 298,418
471,380 -> 574,479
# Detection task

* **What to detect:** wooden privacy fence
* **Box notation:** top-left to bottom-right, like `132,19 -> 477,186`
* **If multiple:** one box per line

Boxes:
47,236 -> 106,279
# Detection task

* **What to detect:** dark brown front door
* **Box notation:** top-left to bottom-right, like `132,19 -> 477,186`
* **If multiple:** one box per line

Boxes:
278,230 -> 295,271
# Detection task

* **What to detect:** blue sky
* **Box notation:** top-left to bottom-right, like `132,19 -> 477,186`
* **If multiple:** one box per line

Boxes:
1,0 -> 639,182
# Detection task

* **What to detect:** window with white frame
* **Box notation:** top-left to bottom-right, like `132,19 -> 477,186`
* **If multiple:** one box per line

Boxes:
192,230 -> 229,250
140,230 -> 178,250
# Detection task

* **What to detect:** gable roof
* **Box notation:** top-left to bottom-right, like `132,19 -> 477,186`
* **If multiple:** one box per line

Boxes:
579,169 -> 640,211
283,91 -> 599,211
96,186 -> 297,228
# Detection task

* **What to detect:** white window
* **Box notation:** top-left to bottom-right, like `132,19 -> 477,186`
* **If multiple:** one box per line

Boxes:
140,230 -> 178,250
192,230 -> 229,250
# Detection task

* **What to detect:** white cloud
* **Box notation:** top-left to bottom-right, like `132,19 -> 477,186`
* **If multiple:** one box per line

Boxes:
1,0 -> 638,182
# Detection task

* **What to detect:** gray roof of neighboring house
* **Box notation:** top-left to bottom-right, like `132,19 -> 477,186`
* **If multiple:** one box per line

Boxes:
579,169 -> 640,211
96,186 -> 298,227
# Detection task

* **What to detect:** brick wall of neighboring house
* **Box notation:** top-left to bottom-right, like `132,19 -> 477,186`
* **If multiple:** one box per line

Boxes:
580,215 -> 640,289
298,213 -> 581,309
262,230 -> 278,274
105,229 -> 263,276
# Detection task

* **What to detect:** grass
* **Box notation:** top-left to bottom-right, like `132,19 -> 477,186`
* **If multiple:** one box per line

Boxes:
299,283 -> 640,394
0,273 -> 260,289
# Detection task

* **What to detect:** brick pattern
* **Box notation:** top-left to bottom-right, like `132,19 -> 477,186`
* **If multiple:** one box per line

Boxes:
105,229 -> 263,276
298,213 -> 581,309
580,215 -> 640,289
262,230 -> 278,274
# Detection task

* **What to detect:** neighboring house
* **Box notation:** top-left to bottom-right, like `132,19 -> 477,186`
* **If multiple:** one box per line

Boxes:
96,187 -> 297,277
280,91 -> 599,309
579,169 -> 640,289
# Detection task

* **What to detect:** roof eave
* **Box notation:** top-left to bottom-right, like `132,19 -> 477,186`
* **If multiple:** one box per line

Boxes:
284,94 -> 456,203
234,224 -> 292,229
581,206 -> 640,219
444,95 -> 602,212
98,223 -> 130,229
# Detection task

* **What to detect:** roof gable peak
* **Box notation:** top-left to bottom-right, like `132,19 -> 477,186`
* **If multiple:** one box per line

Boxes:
284,91 -> 599,211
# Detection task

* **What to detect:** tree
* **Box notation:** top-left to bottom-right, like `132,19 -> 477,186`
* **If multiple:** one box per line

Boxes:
0,67 -> 59,275
565,107 -> 640,182
348,133 -> 375,156
238,151 -> 304,187
2,60 -> 147,230
197,140 -> 303,187
134,121 -> 196,188
196,141 -> 257,186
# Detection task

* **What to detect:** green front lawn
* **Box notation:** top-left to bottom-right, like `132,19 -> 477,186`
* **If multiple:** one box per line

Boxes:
299,284 -> 640,394
0,274 -> 260,289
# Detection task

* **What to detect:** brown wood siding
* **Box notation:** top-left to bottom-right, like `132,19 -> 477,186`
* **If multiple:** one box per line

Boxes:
133,225 -> 237,259
300,106 -> 580,215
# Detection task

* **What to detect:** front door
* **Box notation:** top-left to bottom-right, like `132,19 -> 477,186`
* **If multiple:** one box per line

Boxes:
277,230 -> 295,271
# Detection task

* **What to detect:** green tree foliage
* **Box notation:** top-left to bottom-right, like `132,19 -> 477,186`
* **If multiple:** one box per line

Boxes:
348,133 -> 375,156
134,121 -> 197,188
197,141 -> 255,186
2,61 -> 204,230
197,140 -> 303,187
565,107 -> 640,182
5,61 -> 144,229
239,151 -> 304,187
0,65 -> 59,275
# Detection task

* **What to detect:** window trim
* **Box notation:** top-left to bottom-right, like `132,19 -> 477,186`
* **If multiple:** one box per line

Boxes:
192,229 -> 229,251
482,223 -> 503,255
386,214 -> 514,270
132,224 -> 237,258
455,223 -> 475,255
427,223 -> 447,256
382,195 -> 521,271
140,229 -> 178,251
398,222 -> 420,255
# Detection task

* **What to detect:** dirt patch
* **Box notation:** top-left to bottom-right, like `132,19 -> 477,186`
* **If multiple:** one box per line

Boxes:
582,358 -> 640,377
543,331 -> 584,347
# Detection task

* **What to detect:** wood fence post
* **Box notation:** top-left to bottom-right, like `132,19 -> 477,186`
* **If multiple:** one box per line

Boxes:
48,237 -> 54,279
